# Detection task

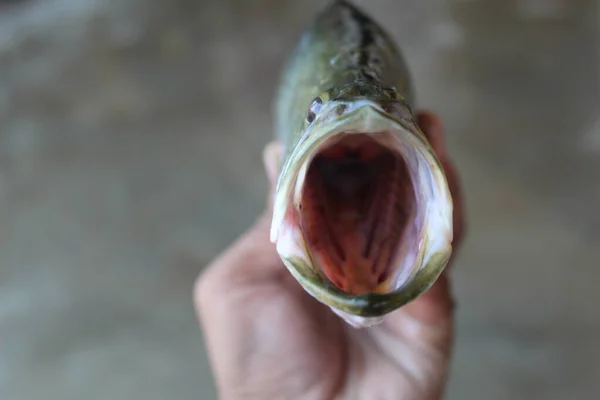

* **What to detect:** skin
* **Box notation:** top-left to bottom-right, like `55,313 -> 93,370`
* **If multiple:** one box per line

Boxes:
195,112 -> 465,400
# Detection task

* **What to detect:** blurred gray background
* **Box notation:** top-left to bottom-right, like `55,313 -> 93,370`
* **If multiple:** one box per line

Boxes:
0,0 -> 598,399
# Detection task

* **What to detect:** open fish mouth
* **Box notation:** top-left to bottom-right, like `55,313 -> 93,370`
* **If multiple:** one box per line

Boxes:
271,102 -> 453,318
299,132 -> 419,294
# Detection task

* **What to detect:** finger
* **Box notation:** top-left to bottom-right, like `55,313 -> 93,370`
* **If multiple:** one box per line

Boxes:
263,141 -> 282,188
263,140 -> 283,212
416,111 -> 445,157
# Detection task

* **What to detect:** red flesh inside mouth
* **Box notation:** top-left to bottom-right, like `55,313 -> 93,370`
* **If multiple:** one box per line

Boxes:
299,133 -> 416,295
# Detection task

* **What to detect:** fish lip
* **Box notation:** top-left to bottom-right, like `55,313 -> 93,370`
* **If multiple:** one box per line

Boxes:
272,102 -> 454,318
281,248 -> 451,317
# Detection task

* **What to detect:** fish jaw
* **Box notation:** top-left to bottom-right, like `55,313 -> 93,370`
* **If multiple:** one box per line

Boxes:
270,101 -> 454,327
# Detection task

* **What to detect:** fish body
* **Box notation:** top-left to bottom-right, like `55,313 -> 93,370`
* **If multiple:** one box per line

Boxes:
271,1 -> 454,328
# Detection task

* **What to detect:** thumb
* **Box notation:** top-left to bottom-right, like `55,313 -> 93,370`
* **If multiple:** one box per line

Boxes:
262,141 -> 283,214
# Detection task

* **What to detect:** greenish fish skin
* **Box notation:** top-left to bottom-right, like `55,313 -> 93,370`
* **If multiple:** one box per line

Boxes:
271,1 -> 454,328
276,0 -> 414,155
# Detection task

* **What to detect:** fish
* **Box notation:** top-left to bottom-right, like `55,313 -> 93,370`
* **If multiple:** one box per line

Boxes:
269,0 -> 454,328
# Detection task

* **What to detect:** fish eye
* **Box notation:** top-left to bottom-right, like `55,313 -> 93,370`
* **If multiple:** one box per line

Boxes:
306,97 -> 323,123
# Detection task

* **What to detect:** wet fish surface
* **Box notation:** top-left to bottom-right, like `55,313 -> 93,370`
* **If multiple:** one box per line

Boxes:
270,0 -> 454,328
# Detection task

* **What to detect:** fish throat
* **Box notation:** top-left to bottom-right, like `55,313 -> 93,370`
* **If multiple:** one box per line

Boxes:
297,133 -> 419,295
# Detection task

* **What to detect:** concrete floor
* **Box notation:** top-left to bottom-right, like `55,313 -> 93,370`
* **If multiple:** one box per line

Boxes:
0,0 -> 598,399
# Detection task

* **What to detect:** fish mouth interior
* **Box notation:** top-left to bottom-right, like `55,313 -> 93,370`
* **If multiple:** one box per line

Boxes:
299,132 -> 420,295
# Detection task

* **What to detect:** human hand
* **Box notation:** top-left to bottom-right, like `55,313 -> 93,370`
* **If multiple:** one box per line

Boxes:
195,112 -> 465,400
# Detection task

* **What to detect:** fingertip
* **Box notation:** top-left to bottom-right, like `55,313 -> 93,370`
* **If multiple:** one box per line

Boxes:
263,141 -> 283,211
193,262 -> 218,322
263,141 -> 283,187
416,111 -> 445,157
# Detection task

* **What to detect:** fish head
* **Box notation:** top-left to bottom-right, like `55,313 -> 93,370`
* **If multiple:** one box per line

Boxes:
270,84 -> 454,328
